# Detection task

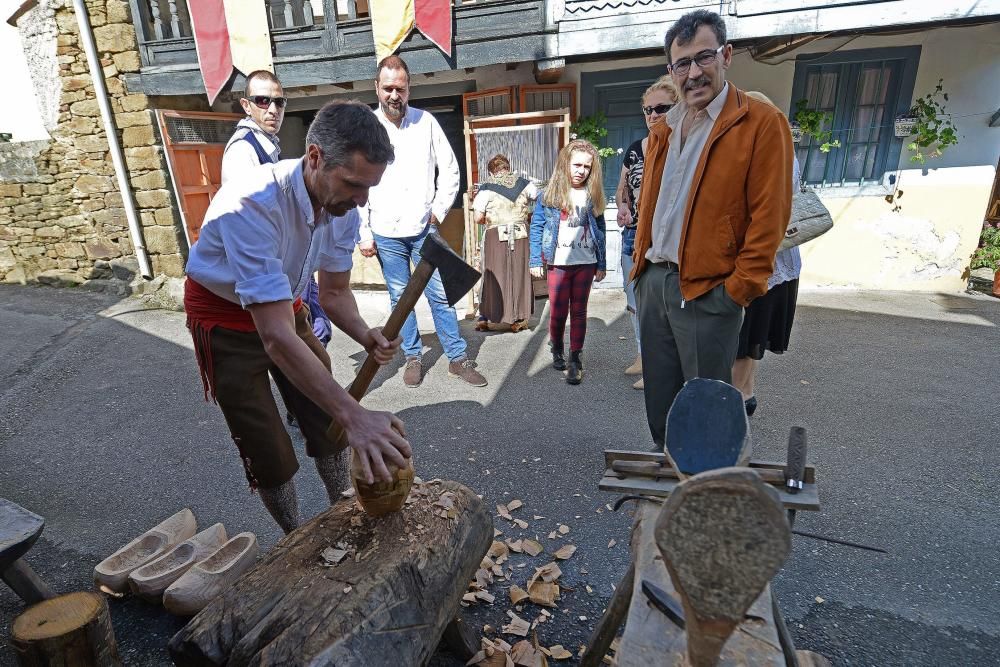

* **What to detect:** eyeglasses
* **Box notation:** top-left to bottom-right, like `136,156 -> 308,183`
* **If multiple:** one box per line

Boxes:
249,95 -> 287,109
642,103 -> 673,116
668,45 -> 725,77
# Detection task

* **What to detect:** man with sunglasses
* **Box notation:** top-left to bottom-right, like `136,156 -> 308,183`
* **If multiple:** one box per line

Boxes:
630,9 -> 793,449
222,70 -> 287,184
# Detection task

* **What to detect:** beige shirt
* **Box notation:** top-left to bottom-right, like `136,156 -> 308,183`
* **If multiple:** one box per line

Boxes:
646,83 -> 730,264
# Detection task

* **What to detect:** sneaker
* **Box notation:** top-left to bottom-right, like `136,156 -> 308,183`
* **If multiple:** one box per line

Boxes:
403,357 -> 423,388
449,358 -> 488,387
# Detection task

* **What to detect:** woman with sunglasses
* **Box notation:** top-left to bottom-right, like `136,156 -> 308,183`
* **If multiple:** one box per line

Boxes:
615,75 -> 679,390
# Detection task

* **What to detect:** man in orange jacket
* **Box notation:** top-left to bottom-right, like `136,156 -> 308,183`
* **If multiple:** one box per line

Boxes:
630,9 -> 793,448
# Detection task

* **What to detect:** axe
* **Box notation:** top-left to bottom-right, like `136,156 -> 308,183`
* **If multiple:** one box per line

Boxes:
327,231 -> 481,444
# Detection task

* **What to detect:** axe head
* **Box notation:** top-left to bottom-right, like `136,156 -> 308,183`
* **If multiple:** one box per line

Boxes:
421,231 -> 481,307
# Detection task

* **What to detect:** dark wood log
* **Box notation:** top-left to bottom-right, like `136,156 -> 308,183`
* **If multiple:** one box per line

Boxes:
11,591 -> 121,666
169,480 -> 493,666
438,616 -> 480,661
2,560 -> 55,605
580,560 -> 634,667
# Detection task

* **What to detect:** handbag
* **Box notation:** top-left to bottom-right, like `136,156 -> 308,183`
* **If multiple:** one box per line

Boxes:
780,186 -> 833,251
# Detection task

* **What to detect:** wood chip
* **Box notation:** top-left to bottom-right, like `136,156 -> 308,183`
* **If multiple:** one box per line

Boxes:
492,564 -> 504,577
511,640 -> 545,667
533,515 -> 544,520
585,585 -> 593,594
610,637 -> 621,652
502,611 -> 530,637
535,562 -> 562,584
547,531 -> 557,540
340,488 -> 356,498
475,568 -> 493,589
521,539 -> 543,557
489,541 -> 510,560
608,539 -> 617,548
549,645 -> 573,660
494,529 -> 503,538
506,539 -> 524,553
552,544 -> 576,560
343,585 -> 352,593
475,590 -> 496,604
513,518 -> 529,529
509,585 -> 529,605
498,504 -> 513,521
463,592 -> 478,603
320,546 -> 349,566
558,524 -> 570,535
507,499 -> 523,512
527,581 -> 559,607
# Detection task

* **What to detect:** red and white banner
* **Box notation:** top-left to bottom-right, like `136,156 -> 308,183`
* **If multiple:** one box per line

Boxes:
189,1 -> 274,104
372,0 -> 452,63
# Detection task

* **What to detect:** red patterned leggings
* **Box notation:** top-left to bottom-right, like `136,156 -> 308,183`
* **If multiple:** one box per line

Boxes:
547,263 -> 597,352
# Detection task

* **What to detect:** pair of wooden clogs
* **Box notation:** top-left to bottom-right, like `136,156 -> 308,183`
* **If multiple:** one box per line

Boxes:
92,509 -> 258,616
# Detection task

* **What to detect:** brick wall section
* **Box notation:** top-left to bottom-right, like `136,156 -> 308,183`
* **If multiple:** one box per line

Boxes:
0,0 -> 186,284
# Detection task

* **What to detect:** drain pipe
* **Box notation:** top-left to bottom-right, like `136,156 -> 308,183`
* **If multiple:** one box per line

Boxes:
72,0 -> 153,279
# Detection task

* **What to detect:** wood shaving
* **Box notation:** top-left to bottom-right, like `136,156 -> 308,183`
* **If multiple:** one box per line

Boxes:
506,539 -> 524,553
513,518 -> 529,529
511,640 -> 545,667
509,585 -> 529,605
522,539 -> 543,557
489,541 -> 510,560
552,544 -> 576,560
558,524 -> 570,535
475,590 -> 496,604
497,504 -> 513,521
527,581 -> 559,607
502,611 -> 530,637
608,539 -> 617,548
507,499 -> 523,512
549,645 -> 573,660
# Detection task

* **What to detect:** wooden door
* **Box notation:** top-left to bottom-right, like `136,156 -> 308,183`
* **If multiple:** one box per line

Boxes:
156,110 -> 243,246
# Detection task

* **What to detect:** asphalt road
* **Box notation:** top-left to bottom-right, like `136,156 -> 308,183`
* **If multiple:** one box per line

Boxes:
1,283 -> 998,666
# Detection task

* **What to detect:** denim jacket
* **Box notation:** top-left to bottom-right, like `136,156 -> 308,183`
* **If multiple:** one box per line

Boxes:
529,198 -> 607,271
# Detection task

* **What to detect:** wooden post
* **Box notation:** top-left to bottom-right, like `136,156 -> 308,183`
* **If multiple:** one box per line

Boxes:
11,592 -> 121,667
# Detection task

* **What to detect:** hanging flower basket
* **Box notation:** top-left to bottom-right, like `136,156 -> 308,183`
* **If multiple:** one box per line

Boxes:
894,114 -> 918,138
789,122 -> 803,144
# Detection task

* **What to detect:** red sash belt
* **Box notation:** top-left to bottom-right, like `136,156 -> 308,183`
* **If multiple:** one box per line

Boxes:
184,277 -> 302,401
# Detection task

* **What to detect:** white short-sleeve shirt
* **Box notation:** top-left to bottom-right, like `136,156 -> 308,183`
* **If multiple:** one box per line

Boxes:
185,159 -> 360,308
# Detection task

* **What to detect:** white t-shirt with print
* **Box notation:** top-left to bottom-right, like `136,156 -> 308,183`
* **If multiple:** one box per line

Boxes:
553,188 -> 597,266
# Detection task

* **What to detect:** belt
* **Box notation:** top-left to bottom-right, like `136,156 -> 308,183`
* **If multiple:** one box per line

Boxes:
651,260 -> 680,271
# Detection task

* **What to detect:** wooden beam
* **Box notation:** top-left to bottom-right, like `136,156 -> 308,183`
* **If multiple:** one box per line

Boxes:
751,34 -> 824,60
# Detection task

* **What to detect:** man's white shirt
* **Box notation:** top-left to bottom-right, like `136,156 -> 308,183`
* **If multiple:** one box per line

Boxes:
359,106 -> 460,241
186,159 -> 359,308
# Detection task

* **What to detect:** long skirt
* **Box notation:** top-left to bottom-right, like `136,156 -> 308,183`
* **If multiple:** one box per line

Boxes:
479,227 -> 533,324
736,278 -> 798,360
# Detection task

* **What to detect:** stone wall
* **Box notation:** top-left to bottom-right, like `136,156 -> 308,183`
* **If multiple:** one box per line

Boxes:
0,0 -> 185,285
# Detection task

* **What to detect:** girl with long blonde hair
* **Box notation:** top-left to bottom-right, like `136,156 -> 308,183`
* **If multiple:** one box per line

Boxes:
529,139 -> 608,385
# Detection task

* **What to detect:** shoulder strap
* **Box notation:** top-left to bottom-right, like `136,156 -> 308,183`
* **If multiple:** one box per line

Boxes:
241,131 -> 274,165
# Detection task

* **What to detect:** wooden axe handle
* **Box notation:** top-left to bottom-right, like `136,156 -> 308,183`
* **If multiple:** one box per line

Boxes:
327,260 -> 435,443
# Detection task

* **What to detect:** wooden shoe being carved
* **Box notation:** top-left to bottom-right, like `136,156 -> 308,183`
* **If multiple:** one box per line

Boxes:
94,508 -> 197,595
127,523 -> 227,602
163,532 -> 259,616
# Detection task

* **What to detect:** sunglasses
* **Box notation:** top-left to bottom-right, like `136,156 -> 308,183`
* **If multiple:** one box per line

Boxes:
642,103 -> 673,116
249,95 -> 287,109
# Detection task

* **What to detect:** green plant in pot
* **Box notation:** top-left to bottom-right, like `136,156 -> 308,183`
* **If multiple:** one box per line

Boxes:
570,112 -> 620,160
898,79 -> 958,165
793,100 -> 841,153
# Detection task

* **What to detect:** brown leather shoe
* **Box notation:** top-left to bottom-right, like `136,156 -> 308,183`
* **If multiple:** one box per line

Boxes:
403,357 -> 423,388
448,358 -> 487,387
475,319 -> 490,332
510,319 -> 528,332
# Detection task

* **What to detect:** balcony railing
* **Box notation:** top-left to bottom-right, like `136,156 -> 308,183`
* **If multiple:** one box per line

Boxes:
131,0 -> 318,41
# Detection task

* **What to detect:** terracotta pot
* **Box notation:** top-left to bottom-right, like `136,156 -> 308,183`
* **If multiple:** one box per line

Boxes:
993,268 -> 1000,298
351,453 -> 415,517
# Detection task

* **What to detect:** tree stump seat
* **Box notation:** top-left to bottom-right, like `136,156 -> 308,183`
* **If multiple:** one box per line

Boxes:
169,479 -> 493,666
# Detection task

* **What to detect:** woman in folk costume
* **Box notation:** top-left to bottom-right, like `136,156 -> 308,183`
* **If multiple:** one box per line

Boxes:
530,140 -> 607,385
473,154 -> 539,332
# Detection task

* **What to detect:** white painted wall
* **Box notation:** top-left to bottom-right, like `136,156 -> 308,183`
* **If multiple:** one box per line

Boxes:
0,0 -> 49,141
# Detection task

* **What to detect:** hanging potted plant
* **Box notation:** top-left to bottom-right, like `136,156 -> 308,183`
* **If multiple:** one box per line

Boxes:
901,79 -> 958,164
569,112 -> 621,161
793,100 -> 841,153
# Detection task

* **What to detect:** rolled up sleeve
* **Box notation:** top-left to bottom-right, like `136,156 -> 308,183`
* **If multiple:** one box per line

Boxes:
216,197 -> 294,306
316,209 -> 361,274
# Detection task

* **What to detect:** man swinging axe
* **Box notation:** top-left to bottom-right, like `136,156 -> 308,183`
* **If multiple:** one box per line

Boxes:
183,101 -> 410,534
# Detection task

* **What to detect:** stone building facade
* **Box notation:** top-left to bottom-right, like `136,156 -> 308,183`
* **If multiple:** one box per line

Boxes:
0,0 -> 186,286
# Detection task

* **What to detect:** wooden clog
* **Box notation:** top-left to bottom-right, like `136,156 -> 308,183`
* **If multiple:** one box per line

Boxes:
127,523 -> 227,602
94,509 -> 197,595
163,532 -> 258,616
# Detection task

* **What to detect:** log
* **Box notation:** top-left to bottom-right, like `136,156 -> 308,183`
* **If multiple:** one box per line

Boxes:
169,480 -> 493,666
11,591 -> 121,666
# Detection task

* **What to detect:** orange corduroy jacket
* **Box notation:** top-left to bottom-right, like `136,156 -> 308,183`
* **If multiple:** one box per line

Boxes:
629,85 -> 793,306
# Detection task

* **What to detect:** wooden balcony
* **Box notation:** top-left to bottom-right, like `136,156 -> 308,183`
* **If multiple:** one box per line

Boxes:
124,0 -> 554,96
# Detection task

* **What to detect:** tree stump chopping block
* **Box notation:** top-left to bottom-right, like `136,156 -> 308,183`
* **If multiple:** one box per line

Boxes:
11,591 -> 121,666
168,480 -> 493,667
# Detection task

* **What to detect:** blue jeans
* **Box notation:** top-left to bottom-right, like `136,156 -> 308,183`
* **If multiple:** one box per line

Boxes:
373,225 -> 468,362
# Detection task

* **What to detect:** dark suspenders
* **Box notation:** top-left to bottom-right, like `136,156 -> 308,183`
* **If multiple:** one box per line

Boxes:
240,131 -> 274,165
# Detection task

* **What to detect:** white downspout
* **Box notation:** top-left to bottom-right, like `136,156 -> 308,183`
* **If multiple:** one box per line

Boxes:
72,0 -> 154,279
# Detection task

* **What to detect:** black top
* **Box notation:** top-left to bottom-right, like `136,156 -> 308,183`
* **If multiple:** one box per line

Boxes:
621,138 -> 645,225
